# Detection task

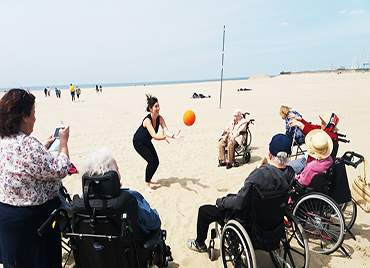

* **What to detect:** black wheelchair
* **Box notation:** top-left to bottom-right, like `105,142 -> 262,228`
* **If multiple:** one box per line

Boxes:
224,112 -> 254,167
39,171 -> 172,268
289,151 -> 364,257
208,185 -> 310,268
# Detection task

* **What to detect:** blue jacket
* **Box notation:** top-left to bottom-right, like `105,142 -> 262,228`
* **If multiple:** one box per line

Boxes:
285,110 -> 305,145
120,189 -> 161,236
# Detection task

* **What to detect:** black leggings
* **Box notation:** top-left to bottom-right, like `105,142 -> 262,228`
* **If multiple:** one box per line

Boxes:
133,140 -> 159,183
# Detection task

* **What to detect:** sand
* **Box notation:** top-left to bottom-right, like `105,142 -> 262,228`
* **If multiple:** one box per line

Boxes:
7,71 -> 370,267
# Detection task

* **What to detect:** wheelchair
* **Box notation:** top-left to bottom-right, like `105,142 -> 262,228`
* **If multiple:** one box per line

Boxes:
224,112 -> 254,167
289,151 -> 364,257
208,185 -> 310,268
39,171 -> 172,268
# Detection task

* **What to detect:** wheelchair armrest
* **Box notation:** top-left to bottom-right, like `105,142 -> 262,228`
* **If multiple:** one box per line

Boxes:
142,228 -> 161,249
289,180 -> 310,195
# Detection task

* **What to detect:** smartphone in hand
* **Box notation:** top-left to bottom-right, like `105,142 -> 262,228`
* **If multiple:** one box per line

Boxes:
53,127 -> 65,138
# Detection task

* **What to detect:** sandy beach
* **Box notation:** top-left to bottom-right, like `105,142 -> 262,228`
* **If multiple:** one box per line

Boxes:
9,71 -> 370,267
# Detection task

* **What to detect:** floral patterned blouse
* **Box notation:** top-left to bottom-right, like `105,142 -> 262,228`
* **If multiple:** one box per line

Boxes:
0,132 -> 71,206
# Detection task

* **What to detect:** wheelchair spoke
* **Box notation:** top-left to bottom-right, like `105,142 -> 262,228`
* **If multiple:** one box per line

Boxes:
293,193 -> 345,254
275,212 -> 309,268
221,223 -> 255,268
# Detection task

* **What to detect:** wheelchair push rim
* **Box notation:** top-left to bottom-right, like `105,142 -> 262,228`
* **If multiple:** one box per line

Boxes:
220,220 -> 257,268
292,192 -> 345,255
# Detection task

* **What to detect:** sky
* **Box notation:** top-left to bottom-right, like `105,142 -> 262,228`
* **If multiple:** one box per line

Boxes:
0,0 -> 369,88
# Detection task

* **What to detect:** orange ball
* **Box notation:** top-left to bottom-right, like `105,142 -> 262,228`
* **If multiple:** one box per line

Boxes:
183,110 -> 196,126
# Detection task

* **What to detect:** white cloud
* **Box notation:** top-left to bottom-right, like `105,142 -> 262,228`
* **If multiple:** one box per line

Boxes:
340,9 -> 366,15
280,22 -> 289,26
350,10 -> 366,15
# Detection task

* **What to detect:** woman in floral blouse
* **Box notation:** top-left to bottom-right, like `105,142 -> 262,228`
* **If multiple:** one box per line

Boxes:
0,89 -> 71,268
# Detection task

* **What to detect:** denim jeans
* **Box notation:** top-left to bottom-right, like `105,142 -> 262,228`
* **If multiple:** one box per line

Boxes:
288,155 -> 307,174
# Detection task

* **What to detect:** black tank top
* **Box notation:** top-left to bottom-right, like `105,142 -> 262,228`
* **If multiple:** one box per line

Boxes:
133,114 -> 160,145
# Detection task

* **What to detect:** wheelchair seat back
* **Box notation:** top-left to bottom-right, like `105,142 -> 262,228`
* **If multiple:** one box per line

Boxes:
310,158 -> 352,205
248,186 -> 289,252
71,171 -> 158,268
310,172 -> 329,193
327,158 -> 352,204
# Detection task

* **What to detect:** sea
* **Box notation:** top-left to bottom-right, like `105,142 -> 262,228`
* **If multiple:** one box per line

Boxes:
0,77 -> 256,93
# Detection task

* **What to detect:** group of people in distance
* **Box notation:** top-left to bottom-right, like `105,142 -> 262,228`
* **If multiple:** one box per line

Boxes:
69,84 -> 81,102
0,87 -> 340,267
95,84 -> 103,93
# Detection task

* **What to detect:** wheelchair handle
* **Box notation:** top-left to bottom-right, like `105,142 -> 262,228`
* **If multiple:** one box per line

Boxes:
38,208 -> 65,237
335,137 -> 350,143
341,151 -> 364,168
121,213 -> 127,237
38,209 -> 57,236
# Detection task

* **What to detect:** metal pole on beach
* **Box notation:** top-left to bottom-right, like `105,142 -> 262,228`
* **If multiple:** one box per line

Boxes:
219,25 -> 225,109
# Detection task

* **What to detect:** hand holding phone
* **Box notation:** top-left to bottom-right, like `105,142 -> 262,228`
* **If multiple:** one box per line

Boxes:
53,127 -> 65,138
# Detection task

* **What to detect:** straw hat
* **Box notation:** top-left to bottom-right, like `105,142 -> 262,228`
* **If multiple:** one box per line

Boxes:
305,129 -> 333,160
319,112 -> 339,132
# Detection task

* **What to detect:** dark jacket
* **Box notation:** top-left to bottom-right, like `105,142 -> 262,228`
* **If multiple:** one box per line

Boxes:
216,165 -> 294,222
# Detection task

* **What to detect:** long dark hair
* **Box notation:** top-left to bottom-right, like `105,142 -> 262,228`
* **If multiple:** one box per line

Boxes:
145,94 -> 158,112
0,89 -> 36,137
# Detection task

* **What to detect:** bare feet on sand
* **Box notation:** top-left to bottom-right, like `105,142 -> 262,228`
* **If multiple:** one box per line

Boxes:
145,181 -> 159,193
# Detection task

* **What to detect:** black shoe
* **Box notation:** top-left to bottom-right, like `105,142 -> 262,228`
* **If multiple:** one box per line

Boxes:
226,163 -> 233,169
219,160 -> 227,166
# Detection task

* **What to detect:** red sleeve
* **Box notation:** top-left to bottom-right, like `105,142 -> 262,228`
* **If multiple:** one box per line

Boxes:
301,118 -> 320,136
301,119 -> 339,144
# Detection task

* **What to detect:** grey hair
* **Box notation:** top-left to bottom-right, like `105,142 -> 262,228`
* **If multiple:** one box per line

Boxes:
83,147 -> 117,176
270,152 -> 290,166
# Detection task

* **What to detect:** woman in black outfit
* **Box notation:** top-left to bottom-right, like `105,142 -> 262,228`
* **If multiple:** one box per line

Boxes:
133,94 -> 184,192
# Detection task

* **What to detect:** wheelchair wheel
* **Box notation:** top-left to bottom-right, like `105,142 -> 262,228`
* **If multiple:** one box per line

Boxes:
293,192 -> 345,255
220,220 -> 256,268
270,211 -> 309,268
243,151 -> 251,164
339,200 -> 357,230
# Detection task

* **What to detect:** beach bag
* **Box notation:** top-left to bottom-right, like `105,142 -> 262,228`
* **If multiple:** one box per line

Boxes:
351,157 -> 370,213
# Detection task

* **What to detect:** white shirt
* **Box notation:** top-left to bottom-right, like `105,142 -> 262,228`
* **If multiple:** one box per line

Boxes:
0,132 -> 71,206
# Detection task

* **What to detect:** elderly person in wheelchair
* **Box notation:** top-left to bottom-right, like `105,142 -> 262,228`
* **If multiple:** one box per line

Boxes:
218,108 -> 248,169
294,129 -> 333,188
288,111 -> 339,174
82,147 -> 161,237
64,147 -> 173,268
188,133 -> 294,253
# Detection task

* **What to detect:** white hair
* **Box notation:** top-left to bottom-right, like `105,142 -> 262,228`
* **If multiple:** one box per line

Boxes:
83,147 -> 117,176
270,152 -> 290,166
233,108 -> 242,117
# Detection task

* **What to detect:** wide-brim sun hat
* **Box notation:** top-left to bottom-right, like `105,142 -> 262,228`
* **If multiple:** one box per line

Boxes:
319,112 -> 339,132
305,129 -> 333,160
